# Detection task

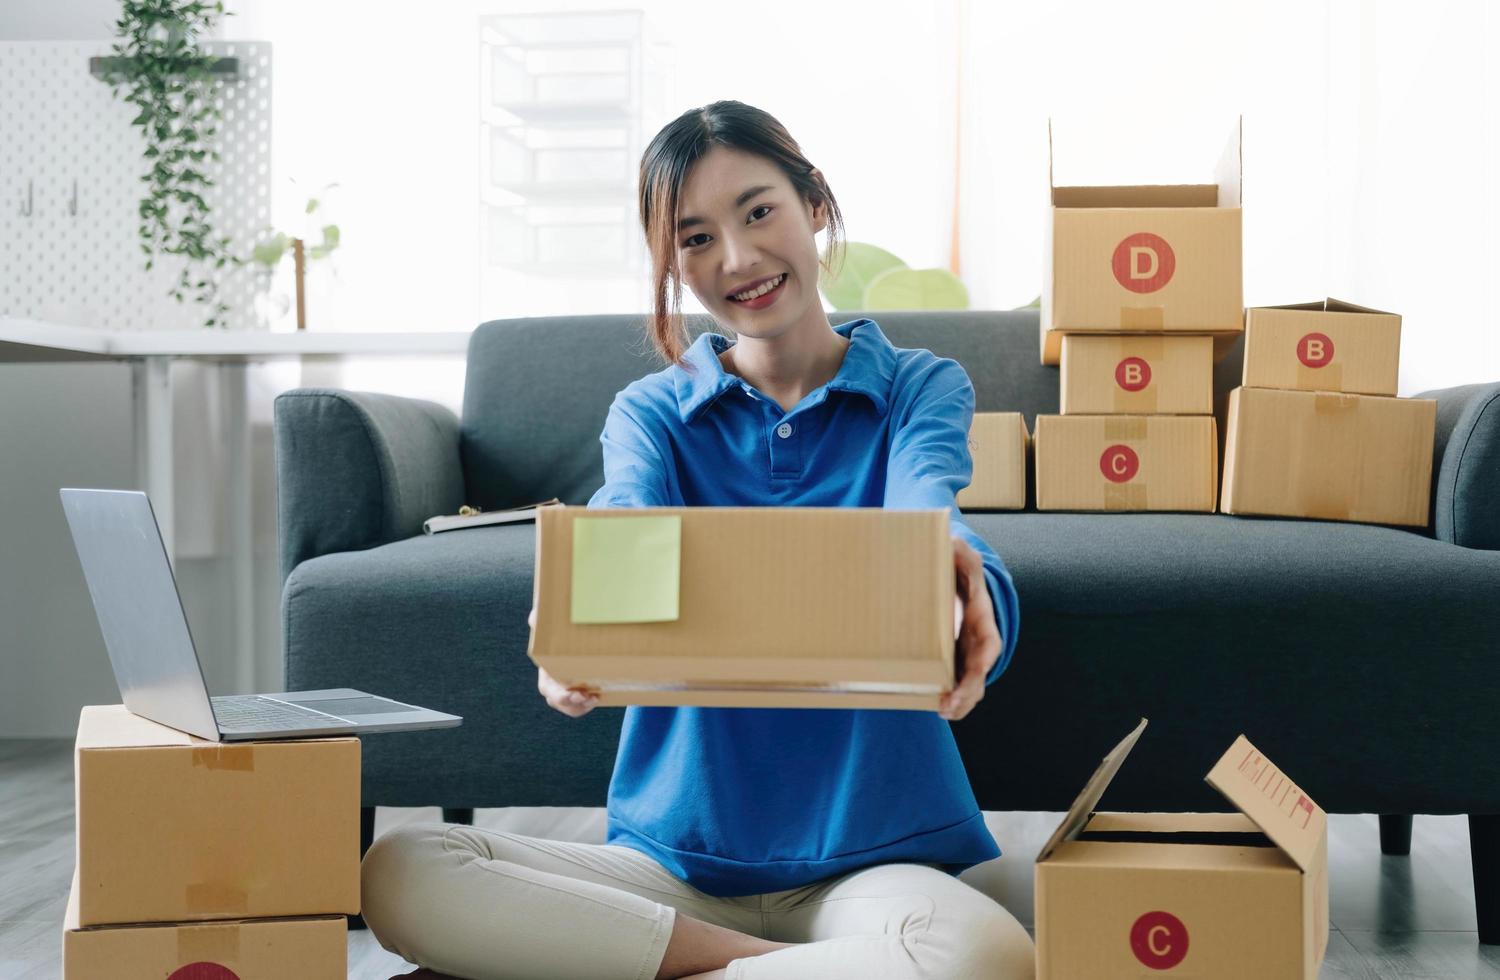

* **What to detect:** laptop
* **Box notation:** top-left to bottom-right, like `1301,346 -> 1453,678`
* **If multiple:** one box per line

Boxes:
59,487 -> 463,742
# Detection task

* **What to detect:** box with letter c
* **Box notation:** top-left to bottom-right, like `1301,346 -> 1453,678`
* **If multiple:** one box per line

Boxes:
1035,718 -> 1329,980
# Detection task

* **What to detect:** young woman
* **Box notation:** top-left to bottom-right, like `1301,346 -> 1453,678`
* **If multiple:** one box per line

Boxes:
363,100 -> 1032,980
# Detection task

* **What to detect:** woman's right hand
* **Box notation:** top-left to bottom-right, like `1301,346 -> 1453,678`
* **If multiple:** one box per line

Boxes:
530,607 -> 600,717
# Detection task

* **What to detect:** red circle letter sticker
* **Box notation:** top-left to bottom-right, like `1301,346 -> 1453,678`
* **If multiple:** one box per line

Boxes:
1297,332 -> 1334,368
1115,356 -> 1152,391
1100,444 -> 1140,483
1130,910 -> 1189,969
1112,232 -> 1176,293
168,965 -> 241,980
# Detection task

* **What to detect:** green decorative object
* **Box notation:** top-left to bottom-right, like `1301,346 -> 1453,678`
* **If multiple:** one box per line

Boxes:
102,0 -> 243,328
818,242 -> 906,310
250,183 -> 341,330
862,267 -> 969,310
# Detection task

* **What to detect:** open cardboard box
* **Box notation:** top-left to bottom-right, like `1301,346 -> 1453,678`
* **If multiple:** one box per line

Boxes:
528,506 -> 957,710
1041,118 -> 1244,366
62,870 -> 347,979
73,705 -> 360,926
1035,718 -> 1329,980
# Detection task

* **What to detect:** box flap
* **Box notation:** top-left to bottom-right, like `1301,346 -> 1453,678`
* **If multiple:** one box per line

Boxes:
1215,115 -> 1243,207
1253,297 -> 1396,317
1051,184 -> 1219,208
1049,115 -> 1242,205
1036,717 -> 1148,862
1325,296 -> 1396,316
76,704 -> 206,750
1204,734 -> 1326,872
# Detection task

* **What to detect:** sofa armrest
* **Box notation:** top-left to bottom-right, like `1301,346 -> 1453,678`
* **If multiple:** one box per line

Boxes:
274,388 -> 466,584
1417,381 -> 1500,550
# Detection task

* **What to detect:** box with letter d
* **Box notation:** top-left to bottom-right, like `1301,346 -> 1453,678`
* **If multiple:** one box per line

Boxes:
1040,118 -> 1244,365
1035,718 -> 1329,980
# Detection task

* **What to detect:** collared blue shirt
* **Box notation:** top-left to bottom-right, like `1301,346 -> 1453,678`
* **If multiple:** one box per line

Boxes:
586,317 -> 1021,896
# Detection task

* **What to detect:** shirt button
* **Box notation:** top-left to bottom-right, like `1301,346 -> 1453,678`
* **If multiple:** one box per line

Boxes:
776,422 -> 793,439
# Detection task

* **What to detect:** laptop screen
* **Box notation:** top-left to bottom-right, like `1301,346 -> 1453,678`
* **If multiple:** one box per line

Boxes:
59,488 -> 221,740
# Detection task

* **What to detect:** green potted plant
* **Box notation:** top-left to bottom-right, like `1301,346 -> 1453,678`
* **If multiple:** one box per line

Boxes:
251,183 -> 342,331
101,0 -> 243,328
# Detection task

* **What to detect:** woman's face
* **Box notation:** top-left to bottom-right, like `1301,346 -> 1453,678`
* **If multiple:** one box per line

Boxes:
673,146 -> 828,341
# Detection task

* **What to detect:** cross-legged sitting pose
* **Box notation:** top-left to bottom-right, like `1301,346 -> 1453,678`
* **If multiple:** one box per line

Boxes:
362,99 -> 1034,980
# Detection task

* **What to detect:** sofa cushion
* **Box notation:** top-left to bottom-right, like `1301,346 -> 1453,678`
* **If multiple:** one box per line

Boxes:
285,513 -> 1500,810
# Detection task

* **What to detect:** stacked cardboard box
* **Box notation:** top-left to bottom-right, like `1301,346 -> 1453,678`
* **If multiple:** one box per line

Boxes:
956,412 -> 1030,510
529,506 -> 958,709
1221,299 -> 1437,525
61,705 -> 359,978
1034,120 -> 1241,512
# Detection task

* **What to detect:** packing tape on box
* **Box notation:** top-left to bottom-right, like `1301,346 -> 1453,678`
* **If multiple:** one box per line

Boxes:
1119,306 -> 1165,329
1103,482 -> 1148,510
191,744 -> 256,772
185,881 -> 250,915
1298,362 -> 1344,392
1103,417 -> 1149,440
1313,391 -> 1359,415
178,921 -> 241,965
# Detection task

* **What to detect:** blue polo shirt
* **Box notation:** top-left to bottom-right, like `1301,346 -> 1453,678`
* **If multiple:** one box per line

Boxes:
586,316 -> 1021,897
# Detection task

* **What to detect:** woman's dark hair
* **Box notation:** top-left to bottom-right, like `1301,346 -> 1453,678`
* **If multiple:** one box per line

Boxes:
638,100 -> 847,366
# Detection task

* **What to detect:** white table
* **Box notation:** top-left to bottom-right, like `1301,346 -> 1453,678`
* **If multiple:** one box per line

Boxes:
0,316 -> 472,692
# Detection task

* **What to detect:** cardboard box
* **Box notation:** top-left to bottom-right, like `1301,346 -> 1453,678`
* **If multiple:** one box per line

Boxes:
1059,334 -> 1214,415
956,411 -> 1029,510
1034,415 -> 1218,512
62,870 -> 346,980
74,705 -> 361,926
1040,118 -> 1244,365
1035,718 -> 1329,980
1243,298 -> 1402,395
1221,386 -> 1436,526
529,506 -> 955,710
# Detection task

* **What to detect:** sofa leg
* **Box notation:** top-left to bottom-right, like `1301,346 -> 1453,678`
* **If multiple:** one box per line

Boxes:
349,805 -> 376,932
1472,815 -> 1500,945
443,807 -> 475,826
1379,814 -> 1412,856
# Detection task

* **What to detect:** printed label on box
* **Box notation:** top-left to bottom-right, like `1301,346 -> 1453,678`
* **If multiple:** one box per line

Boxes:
1115,356 -> 1152,391
1111,232 -> 1176,292
1099,444 -> 1140,483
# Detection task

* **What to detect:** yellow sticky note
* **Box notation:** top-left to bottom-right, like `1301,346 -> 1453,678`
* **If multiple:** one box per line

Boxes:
571,515 -> 681,624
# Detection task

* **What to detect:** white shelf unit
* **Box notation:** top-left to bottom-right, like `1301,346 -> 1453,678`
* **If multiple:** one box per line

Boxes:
478,10 -> 649,278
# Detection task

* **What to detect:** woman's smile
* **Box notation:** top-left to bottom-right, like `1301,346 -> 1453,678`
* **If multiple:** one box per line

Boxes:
726,271 -> 789,311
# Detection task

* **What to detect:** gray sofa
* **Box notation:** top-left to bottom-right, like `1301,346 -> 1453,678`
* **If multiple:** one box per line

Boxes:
274,310 -> 1500,940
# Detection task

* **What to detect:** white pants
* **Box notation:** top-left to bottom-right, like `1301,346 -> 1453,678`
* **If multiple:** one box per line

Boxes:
362,822 -> 1036,980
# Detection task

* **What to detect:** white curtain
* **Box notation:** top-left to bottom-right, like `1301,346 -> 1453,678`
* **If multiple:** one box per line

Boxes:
955,0 -> 1498,395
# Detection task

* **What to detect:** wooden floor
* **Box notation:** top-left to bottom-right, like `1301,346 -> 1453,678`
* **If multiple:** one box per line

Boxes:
6,737 -> 1499,979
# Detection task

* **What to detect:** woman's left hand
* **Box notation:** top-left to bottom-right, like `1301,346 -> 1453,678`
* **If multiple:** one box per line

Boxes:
939,536 -> 1001,722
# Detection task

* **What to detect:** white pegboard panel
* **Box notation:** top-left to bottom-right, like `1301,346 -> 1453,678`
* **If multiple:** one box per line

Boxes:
0,41 -> 271,331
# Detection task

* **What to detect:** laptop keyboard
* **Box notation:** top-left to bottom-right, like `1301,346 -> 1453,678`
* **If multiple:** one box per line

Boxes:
211,696 -> 351,731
